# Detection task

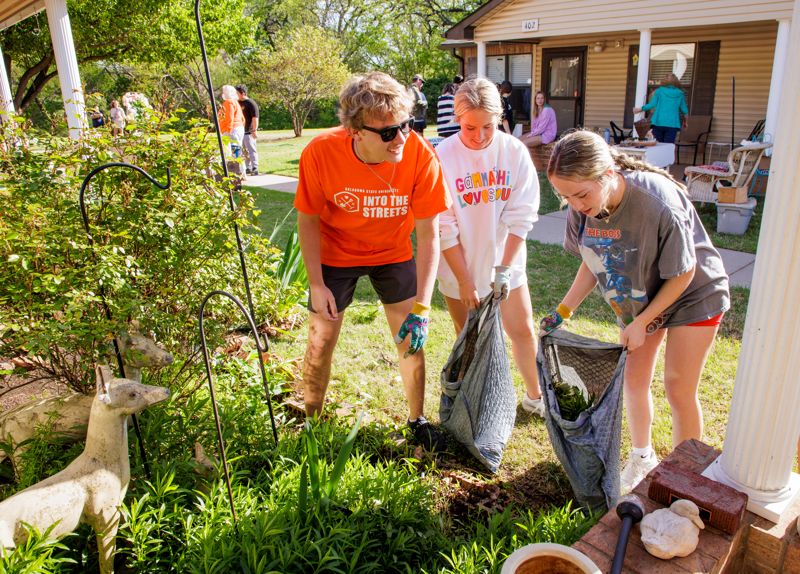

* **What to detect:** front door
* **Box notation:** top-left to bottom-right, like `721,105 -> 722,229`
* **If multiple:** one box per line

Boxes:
542,47 -> 587,134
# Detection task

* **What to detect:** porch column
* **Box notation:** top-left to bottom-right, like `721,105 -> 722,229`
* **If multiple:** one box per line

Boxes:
763,19 -> 790,155
633,29 -> 651,121
476,41 -> 486,78
0,44 -> 14,121
702,0 -> 800,523
45,0 -> 85,139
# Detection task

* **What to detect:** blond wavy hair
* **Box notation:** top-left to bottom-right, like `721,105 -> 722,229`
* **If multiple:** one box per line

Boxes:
338,72 -> 413,130
454,78 -> 503,123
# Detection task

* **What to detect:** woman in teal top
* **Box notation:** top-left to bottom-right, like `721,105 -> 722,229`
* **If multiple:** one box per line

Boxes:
634,73 -> 688,144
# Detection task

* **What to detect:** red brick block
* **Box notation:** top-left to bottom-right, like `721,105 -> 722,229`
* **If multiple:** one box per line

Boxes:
648,460 -> 747,534
782,535 -> 800,573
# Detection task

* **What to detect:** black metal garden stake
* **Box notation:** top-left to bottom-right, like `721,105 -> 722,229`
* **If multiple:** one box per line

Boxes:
79,162 -> 172,480
194,0 -> 261,340
198,290 -> 280,526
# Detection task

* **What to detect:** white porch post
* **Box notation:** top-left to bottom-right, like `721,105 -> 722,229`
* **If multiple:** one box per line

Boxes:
633,29 -> 652,121
45,0 -> 85,139
702,0 -> 800,523
476,41 -> 487,78
763,19 -> 790,155
0,44 -> 14,120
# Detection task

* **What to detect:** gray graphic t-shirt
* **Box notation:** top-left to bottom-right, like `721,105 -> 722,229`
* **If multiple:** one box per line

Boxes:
564,171 -> 730,329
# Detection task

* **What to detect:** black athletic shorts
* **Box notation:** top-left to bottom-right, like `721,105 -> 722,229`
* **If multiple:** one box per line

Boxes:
309,259 -> 417,313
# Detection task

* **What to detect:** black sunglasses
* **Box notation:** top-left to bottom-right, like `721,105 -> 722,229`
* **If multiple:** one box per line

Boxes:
361,118 -> 415,142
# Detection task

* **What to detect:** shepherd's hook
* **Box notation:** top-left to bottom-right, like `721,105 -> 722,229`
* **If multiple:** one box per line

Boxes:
198,290 -> 280,526
79,162 -> 172,480
194,0 -> 261,336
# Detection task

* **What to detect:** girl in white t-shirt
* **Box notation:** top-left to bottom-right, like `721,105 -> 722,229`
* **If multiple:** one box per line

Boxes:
435,78 -> 544,417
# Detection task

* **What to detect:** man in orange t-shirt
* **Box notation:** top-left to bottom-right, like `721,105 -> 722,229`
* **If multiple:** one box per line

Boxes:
294,71 -> 450,451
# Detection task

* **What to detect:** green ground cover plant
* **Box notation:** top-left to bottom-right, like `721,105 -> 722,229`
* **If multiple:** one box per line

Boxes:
2,351 -> 596,572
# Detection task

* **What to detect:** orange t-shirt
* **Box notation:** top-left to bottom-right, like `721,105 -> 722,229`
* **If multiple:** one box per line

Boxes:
219,99 -> 244,133
294,127 -> 450,267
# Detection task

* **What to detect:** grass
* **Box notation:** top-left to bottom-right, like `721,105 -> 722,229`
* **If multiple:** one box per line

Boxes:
696,197 -> 764,254
254,128 -> 328,177
247,186 -> 752,508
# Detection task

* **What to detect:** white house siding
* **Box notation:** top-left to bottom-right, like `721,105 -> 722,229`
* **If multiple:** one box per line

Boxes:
472,0 -> 792,41
461,22 -> 777,144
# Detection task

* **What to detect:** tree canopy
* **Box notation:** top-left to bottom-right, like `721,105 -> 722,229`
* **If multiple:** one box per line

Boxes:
246,26 -> 349,136
1,0 -> 254,111
2,0 -> 484,131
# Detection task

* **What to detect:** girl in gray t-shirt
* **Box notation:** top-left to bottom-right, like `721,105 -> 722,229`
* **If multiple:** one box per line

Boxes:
541,130 -> 730,494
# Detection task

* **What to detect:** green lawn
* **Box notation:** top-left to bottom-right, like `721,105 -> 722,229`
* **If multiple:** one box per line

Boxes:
254,128 -> 327,177
695,198 -> 763,254
246,186 -> 752,508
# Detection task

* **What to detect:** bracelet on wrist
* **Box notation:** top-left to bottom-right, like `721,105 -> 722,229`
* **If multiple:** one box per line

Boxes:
556,303 -> 573,320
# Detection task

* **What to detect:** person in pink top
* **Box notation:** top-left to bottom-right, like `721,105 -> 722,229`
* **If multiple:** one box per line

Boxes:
519,91 -> 557,152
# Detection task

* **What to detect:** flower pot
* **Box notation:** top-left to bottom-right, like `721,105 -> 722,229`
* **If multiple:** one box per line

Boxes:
634,119 -> 651,140
501,543 -> 602,574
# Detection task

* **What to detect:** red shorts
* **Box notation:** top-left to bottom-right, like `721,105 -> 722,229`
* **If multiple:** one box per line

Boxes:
687,313 -> 724,327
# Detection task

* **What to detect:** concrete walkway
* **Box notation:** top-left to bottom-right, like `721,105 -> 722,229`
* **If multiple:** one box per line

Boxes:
247,174 -> 755,289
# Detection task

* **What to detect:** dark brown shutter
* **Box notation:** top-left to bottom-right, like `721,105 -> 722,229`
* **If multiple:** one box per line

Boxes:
691,41 -> 720,116
623,45 -> 639,129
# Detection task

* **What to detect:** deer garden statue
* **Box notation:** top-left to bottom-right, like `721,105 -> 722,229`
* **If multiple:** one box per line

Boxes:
0,365 -> 169,573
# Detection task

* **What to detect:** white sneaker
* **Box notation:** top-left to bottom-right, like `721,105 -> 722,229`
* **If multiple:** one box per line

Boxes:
521,393 -> 545,417
620,451 -> 659,494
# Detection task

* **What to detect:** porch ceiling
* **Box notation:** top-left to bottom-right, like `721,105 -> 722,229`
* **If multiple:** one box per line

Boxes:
0,0 -> 44,32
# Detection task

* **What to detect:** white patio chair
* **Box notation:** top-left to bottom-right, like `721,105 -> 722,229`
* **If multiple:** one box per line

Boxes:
684,142 -> 771,205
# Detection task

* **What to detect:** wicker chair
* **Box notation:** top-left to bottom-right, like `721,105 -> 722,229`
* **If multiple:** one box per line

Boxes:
684,142 -> 772,204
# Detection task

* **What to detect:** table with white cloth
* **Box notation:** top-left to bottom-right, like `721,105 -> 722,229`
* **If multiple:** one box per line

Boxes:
614,142 -> 675,168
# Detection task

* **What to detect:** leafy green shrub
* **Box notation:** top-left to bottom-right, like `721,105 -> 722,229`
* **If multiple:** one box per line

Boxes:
0,110 -> 305,390
0,523 -> 76,573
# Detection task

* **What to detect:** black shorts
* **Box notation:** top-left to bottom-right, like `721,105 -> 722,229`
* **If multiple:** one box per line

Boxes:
310,259 -> 417,313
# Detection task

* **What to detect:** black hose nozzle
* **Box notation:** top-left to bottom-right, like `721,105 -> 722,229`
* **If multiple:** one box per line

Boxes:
610,494 -> 646,574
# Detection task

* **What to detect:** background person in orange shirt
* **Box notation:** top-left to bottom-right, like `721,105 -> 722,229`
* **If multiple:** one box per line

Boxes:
219,84 -> 245,157
294,72 -> 450,451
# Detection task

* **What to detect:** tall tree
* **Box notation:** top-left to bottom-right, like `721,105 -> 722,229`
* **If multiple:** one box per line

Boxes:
0,0 -> 255,111
247,25 -> 349,136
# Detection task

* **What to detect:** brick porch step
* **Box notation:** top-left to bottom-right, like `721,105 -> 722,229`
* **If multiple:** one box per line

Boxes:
571,439 -> 800,573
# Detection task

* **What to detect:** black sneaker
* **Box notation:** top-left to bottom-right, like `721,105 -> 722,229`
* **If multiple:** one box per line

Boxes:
245,168 -> 253,176
251,170 -> 259,176
408,416 -> 447,452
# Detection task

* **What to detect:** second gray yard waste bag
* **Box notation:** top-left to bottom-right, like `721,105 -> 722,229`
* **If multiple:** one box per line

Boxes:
439,294 -> 516,472
538,329 -> 627,513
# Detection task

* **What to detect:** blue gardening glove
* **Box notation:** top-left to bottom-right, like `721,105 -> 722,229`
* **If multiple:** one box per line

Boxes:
538,304 -> 573,337
394,302 -> 430,356
492,265 -> 511,300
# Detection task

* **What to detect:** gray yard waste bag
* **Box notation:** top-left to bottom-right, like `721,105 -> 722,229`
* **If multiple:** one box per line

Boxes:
537,329 -> 627,513
440,294 -> 516,473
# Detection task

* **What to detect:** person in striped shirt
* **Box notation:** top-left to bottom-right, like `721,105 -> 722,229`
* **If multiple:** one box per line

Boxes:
436,83 -> 459,138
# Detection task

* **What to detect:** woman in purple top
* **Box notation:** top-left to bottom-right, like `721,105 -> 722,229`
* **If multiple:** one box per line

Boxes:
519,91 -> 557,151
